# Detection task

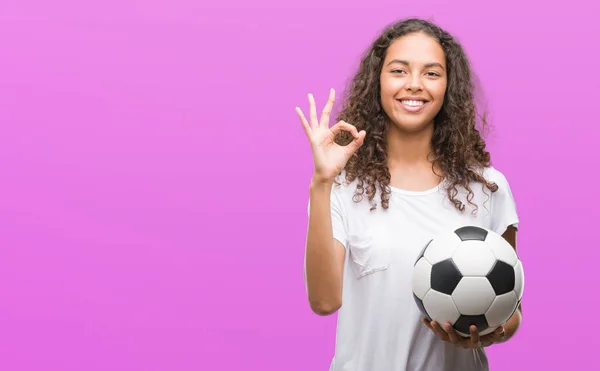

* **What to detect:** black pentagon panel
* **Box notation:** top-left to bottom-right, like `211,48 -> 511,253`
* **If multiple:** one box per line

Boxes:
454,314 -> 489,335
454,226 -> 488,241
431,259 -> 463,295
414,239 -> 433,266
413,293 -> 432,321
486,260 -> 515,295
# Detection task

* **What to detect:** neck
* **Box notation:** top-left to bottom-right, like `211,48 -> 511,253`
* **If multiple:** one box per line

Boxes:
386,121 -> 435,169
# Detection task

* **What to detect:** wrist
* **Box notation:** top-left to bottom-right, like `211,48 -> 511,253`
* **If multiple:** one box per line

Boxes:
310,174 -> 335,189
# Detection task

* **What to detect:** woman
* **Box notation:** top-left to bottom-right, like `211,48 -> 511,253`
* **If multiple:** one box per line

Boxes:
296,18 -> 521,371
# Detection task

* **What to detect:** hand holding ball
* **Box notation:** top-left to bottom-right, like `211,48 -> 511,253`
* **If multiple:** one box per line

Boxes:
412,226 -> 524,338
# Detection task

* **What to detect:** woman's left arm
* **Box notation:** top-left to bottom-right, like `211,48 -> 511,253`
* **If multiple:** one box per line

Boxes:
495,225 -> 522,343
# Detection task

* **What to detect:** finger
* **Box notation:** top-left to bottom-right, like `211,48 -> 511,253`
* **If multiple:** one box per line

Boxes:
319,88 -> 335,128
443,323 -> 463,345
330,121 -> 359,137
483,326 -> 503,344
428,321 -> 442,338
479,333 -> 495,347
431,321 -> 449,341
308,93 -> 318,128
354,130 -> 366,147
295,107 -> 312,138
496,325 -> 506,342
469,325 -> 480,348
421,317 -> 433,329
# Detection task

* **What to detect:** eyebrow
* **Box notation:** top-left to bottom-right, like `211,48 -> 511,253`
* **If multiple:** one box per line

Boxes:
387,59 -> 445,70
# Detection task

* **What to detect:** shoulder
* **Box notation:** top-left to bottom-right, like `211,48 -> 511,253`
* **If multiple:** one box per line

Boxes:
482,166 -> 510,185
480,166 -> 520,233
480,166 -> 515,196
481,165 -> 518,209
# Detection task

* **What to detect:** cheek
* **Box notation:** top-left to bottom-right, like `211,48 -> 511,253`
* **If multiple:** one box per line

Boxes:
380,80 -> 404,112
379,78 -> 394,98
380,75 -> 405,93
421,83 -> 446,114
430,81 -> 447,102
379,78 -> 395,111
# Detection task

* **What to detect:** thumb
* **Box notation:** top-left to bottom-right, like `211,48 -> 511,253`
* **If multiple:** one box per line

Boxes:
352,130 -> 366,149
345,130 -> 365,157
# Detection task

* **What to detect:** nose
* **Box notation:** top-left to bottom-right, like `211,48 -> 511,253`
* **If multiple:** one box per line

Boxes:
405,75 -> 423,92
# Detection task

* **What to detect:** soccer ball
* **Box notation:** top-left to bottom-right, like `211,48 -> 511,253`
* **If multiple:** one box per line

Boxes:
412,225 -> 524,337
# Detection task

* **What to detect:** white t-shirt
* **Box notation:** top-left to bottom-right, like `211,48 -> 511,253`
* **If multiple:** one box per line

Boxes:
306,166 -> 519,371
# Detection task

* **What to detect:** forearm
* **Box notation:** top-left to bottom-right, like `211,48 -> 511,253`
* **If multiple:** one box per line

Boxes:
498,226 -> 522,343
305,178 -> 343,313
501,305 -> 522,342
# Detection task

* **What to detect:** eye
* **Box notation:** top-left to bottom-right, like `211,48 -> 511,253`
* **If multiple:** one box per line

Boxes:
391,69 -> 405,74
426,71 -> 441,77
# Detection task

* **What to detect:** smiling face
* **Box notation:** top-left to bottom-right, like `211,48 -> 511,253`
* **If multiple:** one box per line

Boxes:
380,32 -> 448,134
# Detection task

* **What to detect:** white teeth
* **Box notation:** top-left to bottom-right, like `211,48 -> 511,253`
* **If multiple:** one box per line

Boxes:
401,100 -> 425,107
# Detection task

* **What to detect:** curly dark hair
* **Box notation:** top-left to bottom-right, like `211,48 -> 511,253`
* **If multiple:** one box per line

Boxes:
334,18 -> 498,213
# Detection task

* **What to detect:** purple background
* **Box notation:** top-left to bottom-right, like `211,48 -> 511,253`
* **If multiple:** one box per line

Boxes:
1,0 -> 598,370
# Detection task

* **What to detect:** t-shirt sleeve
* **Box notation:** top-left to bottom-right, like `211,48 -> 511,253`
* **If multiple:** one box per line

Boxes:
306,185 -> 348,249
490,170 -> 520,235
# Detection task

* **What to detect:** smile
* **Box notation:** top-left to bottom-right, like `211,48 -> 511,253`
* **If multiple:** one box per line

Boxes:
401,100 -> 425,106
397,99 -> 429,113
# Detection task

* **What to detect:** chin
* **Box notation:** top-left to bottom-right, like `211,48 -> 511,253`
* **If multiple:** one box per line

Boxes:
390,116 -> 434,133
